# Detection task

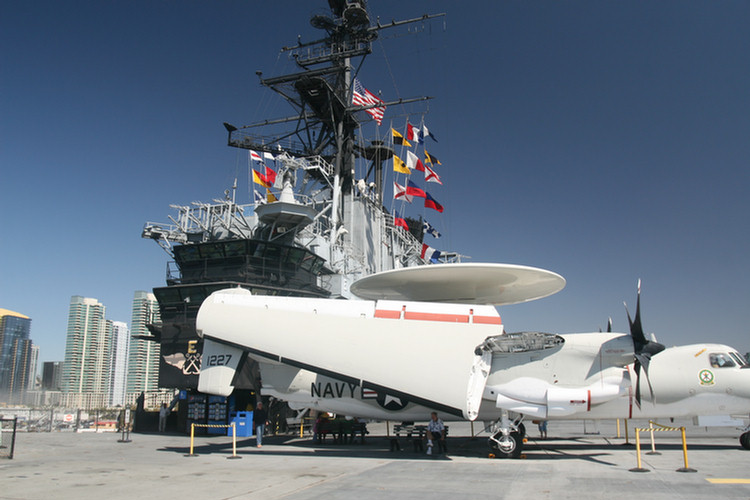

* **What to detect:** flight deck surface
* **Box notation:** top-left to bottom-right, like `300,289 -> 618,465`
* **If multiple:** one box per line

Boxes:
1,420 -> 748,499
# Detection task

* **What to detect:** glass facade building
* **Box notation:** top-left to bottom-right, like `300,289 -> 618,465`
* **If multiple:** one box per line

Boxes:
0,309 -> 34,404
126,291 -> 161,399
61,296 -> 112,407
109,321 -> 130,407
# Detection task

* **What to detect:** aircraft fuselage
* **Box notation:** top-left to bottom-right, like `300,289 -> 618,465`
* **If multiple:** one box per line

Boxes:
196,288 -> 750,424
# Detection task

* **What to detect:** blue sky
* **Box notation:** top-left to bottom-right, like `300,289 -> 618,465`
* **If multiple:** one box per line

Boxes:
2,1 -> 748,367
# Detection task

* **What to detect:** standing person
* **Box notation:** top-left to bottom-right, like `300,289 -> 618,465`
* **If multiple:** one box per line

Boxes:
158,403 -> 169,433
135,392 -> 145,432
426,412 -> 446,455
538,420 -> 548,439
253,402 -> 268,448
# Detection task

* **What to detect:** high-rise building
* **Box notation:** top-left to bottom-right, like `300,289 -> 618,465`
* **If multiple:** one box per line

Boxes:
109,321 -> 130,407
28,344 -> 39,390
42,361 -> 64,391
61,296 -> 112,408
0,309 -> 34,404
127,291 -> 161,400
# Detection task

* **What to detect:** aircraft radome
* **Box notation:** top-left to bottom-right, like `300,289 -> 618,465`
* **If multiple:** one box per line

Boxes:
195,263 -> 750,458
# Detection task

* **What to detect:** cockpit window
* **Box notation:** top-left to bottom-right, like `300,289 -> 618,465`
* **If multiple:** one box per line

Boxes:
729,352 -> 749,367
709,353 -> 736,368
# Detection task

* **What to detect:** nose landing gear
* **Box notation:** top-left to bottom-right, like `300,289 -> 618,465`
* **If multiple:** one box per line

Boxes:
488,412 -> 526,458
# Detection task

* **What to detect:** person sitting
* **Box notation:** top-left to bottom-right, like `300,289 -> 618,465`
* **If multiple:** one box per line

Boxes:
426,412 -> 446,455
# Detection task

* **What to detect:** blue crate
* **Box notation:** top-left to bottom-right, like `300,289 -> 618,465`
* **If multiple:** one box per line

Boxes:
229,411 -> 253,437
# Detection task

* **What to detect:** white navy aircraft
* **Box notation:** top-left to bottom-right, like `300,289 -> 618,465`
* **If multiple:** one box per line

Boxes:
196,263 -> 750,457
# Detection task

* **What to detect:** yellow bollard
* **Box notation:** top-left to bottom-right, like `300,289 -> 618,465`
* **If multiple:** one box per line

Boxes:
300,418 -> 304,439
646,421 -> 660,455
228,422 -> 242,459
676,427 -> 696,472
629,428 -> 649,472
616,419 -> 621,439
186,423 -> 197,457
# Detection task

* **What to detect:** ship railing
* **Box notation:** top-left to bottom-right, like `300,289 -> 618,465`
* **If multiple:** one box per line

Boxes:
143,198 -> 258,245
383,213 -> 463,265
386,215 -> 424,260
276,153 -> 334,178
170,201 -> 256,238
303,156 -> 334,177
327,240 -> 369,277
290,38 -> 372,67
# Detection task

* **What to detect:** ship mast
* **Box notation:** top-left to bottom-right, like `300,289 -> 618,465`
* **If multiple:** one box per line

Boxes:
222,1 -> 444,242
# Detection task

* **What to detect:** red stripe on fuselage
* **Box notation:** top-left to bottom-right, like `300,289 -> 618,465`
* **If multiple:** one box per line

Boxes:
404,311 -> 469,323
472,315 -> 503,325
374,309 -> 502,325
374,309 -> 401,319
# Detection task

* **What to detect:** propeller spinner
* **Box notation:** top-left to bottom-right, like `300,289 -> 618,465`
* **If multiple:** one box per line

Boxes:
624,280 -> 665,407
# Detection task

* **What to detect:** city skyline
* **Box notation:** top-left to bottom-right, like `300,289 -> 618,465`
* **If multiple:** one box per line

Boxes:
2,1 -> 749,363
0,292 -> 179,410
1,290 -> 159,387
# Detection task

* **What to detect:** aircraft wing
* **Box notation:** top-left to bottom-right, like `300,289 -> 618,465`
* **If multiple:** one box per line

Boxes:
350,263 -> 565,305
197,288 -> 497,419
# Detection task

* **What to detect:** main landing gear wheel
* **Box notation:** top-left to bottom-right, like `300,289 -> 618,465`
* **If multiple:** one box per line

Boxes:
489,431 -> 523,459
516,422 -> 526,439
740,432 -> 750,450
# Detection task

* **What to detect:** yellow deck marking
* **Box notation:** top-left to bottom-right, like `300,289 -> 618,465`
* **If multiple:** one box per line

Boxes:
706,479 -> 750,484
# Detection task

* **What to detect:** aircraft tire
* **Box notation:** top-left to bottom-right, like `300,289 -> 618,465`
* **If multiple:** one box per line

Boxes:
489,431 -> 523,459
740,432 -> 750,450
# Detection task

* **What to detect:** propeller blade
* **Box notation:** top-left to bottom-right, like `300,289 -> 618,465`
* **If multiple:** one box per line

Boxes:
630,280 -> 648,347
634,352 -> 656,405
624,301 -> 634,332
607,317 -> 613,333
633,359 -> 642,409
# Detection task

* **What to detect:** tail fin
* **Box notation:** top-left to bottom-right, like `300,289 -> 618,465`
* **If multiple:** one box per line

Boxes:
197,338 -> 244,396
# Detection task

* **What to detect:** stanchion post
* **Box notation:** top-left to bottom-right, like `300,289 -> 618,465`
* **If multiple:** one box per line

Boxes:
228,422 -> 242,459
646,421 -> 660,455
676,427 -> 697,473
9,417 -> 18,460
616,419 -> 621,439
629,428 -> 650,472
186,423 -> 197,457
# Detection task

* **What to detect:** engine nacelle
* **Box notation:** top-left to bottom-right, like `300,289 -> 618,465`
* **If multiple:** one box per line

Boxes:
546,387 -> 591,417
491,377 -> 628,418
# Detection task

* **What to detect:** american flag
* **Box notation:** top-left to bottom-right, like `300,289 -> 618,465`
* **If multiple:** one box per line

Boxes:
352,78 -> 385,125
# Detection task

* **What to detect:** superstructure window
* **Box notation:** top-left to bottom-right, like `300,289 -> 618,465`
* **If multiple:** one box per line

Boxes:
709,353 -> 736,368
